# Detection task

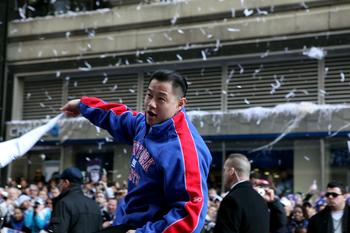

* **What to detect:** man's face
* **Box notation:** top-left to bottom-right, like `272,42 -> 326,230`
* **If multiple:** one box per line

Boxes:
107,199 -> 117,213
58,179 -> 70,192
144,80 -> 185,126
325,187 -> 346,211
222,162 -> 234,189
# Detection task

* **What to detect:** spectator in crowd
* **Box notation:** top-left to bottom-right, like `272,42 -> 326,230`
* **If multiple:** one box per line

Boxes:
95,191 -> 107,212
24,197 -> 51,233
102,198 -> 117,229
288,204 -> 308,233
303,201 -> 317,219
307,181 -> 350,233
16,194 -> 32,213
48,167 -> 102,233
202,205 -> 217,233
49,186 -> 60,199
314,196 -> 327,212
208,188 -> 222,203
29,184 -> 39,199
3,207 -> 31,233
61,70 -> 212,233
262,187 -> 288,233
280,196 -> 294,218
214,153 -> 269,233
33,169 -> 46,184
0,187 -> 19,224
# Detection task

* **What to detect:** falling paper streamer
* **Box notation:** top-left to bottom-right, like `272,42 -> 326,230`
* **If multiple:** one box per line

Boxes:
0,113 -> 64,168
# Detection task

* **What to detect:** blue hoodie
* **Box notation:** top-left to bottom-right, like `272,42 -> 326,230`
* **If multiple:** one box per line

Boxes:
80,97 -> 212,233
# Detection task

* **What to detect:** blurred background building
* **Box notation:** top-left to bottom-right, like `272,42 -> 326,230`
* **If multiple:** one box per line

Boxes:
1,0 -> 350,194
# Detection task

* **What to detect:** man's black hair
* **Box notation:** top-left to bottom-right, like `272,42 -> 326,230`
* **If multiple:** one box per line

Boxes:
148,70 -> 188,98
327,180 -> 346,194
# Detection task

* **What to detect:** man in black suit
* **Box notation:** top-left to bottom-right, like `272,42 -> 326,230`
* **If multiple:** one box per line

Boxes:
214,153 -> 269,233
307,181 -> 350,233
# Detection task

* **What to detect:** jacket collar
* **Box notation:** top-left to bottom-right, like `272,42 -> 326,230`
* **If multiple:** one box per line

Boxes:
228,180 -> 251,194
146,108 -> 186,138
53,184 -> 82,206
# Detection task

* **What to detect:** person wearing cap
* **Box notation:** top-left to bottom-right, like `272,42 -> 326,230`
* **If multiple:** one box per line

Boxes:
61,70 -> 212,233
23,197 -> 51,233
48,167 -> 102,233
307,181 -> 350,233
214,153 -> 269,233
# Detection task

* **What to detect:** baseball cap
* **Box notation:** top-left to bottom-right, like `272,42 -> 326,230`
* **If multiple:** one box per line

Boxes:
59,167 -> 83,183
16,195 -> 31,207
34,197 -> 45,206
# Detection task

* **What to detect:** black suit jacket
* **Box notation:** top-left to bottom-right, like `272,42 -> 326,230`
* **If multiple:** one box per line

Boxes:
214,181 -> 269,233
307,204 -> 350,233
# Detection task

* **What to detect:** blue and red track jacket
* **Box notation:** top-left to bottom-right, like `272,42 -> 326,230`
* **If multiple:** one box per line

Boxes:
80,97 -> 212,233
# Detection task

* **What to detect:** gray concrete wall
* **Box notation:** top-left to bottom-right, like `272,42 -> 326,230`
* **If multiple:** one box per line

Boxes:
6,107 -> 350,140
7,1 -> 350,61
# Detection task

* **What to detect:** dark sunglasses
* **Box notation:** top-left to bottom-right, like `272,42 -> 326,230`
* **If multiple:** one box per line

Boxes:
325,192 -> 342,198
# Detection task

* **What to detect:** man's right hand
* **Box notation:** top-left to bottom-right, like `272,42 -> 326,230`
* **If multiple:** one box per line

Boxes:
60,99 -> 81,117
263,187 -> 275,203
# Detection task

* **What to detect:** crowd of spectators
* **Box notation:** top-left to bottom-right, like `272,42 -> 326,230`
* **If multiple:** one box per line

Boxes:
0,168 -> 348,233
202,176 -> 350,233
0,169 -> 127,233
15,0 -> 112,19
14,0 -> 185,19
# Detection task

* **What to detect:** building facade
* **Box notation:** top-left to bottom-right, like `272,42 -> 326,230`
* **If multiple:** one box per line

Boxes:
4,0 -> 350,193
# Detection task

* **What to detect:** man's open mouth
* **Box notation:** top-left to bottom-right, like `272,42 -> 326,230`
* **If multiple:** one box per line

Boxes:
148,111 -> 157,117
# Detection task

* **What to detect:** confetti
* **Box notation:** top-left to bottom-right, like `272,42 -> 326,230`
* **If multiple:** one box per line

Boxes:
176,54 -> 183,61
177,29 -> 184,34
303,47 -> 327,60
201,50 -> 207,60
244,9 -> 254,16
227,27 -> 240,32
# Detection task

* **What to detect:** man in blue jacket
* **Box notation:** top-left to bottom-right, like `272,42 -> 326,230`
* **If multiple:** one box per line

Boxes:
61,70 -> 212,233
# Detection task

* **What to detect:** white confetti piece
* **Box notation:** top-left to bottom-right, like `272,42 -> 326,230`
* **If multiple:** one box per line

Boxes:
176,54 -> 183,61
227,27 -> 240,32
231,8 -> 235,17
79,61 -> 92,71
303,47 -> 327,60
285,89 -> 296,99
111,84 -> 118,91
244,9 -> 254,16
177,29 -> 184,34
201,50 -> 207,60
238,64 -> 244,74
214,39 -> 221,51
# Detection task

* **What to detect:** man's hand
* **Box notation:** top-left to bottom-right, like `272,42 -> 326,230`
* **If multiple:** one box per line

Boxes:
60,99 -> 81,117
126,230 -> 136,233
263,187 -> 275,203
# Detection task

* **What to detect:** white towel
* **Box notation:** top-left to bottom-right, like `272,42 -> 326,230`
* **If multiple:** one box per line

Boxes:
0,113 -> 64,168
